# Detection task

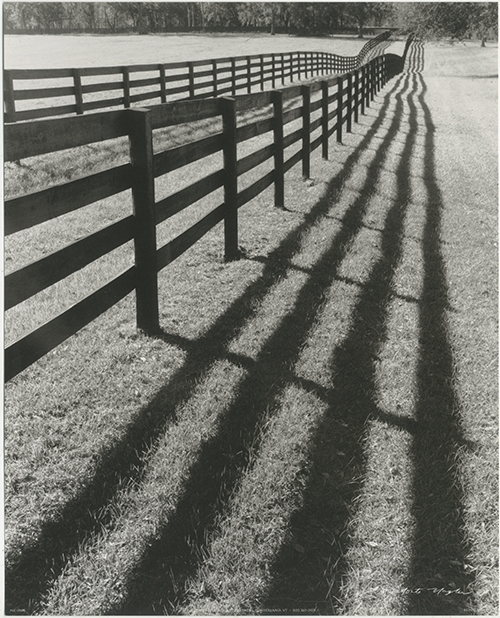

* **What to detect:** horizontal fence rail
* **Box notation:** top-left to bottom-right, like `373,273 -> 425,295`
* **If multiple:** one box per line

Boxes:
4,50 -> 404,382
4,31 -> 394,123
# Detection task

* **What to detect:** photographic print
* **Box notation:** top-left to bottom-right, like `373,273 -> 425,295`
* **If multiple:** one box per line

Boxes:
3,2 -> 498,615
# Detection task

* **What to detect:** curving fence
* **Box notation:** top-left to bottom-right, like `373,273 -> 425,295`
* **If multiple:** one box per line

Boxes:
4,31 -> 395,123
4,49 -> 406,382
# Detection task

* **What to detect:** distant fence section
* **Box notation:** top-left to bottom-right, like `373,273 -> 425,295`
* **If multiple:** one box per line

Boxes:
4,31 -> 393,123
4,48 -> 405,382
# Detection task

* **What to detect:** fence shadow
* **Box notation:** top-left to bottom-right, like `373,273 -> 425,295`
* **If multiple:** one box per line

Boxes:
262,72 -> 419,614
4,74 -> 406,615
263,71 -> 476,616
112,73 -> 412,616
404,73 -> 475,616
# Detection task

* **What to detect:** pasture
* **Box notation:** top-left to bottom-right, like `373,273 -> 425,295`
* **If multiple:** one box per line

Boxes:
4,32 -> 403,68
4,36 -> 498,615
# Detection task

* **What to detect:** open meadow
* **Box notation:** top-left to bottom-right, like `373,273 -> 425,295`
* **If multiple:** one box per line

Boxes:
4,32 -> 404,68
3,36 -> 498,615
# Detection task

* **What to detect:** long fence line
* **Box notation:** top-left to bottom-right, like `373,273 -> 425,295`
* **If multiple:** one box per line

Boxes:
4,50 -> 405,382
3,31 -> 393,123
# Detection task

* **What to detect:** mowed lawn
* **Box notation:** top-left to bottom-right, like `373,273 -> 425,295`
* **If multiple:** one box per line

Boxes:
3,38 -> 498,616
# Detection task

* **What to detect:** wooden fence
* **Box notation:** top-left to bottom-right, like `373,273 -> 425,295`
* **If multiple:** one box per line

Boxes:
4,32 -> 393,123
4,52 -> 404,382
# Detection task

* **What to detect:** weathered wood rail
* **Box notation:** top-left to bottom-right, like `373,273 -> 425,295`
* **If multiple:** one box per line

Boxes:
4,31 -> 393,123
4,51 -> 404,382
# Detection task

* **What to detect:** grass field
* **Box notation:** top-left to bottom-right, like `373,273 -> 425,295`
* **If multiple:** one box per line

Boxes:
4,32 -> 395,68
4,33 -> 403,116
3,37 -> 498,615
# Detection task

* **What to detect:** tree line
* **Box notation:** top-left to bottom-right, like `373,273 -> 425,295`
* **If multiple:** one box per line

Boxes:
3,2 -> 498,43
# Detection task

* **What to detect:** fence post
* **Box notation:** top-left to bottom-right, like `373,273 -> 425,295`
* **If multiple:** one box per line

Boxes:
302,85 -> 311,179
246,56 -> 251,93
159,64 -> 167,103
231,58 -> 236,95
346,72 -> 353,133
189,62 -> 195,98
128,108 -> 159,334
321,80 -> 329,160
365,64 -> 370,108
272,90 -> 284,208
361,66 -> 366,115
272,54 -> 276,89
4,70 -> 16,123
281,53 -> 286,85
73,69 -> 84,115
212,60 -> 218,97
122,67 -> 131,108
371,60 -> 376,101
260,55 -> 265,91
354,68 -> 359,124
221,97 -> 239,261
337,76 -> 343,143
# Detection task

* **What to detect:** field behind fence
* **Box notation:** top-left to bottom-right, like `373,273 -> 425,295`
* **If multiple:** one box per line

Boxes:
4,31 -> 395,122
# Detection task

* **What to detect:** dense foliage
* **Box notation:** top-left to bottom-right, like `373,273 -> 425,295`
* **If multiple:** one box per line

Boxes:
3,2 -> 498,43
2,2 -> 393,36
394,2 -> 498,44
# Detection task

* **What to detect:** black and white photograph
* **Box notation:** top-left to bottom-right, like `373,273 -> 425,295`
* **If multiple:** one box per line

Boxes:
3,1 -> 498,615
